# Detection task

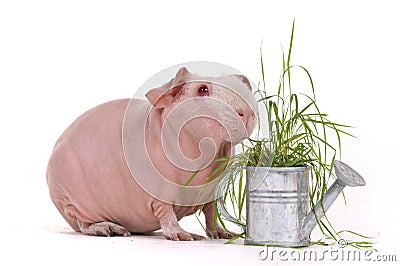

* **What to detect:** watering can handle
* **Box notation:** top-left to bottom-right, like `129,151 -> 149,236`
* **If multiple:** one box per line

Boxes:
215,168 -> 246,233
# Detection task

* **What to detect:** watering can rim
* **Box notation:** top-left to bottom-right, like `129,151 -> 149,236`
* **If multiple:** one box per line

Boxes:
246,165 -> 309,172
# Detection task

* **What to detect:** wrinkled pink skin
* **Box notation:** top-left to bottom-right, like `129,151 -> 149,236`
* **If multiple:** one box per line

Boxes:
47,68 -> 256,240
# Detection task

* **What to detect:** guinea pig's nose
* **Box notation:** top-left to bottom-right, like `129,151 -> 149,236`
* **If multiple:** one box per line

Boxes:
236,110 -> 247,124
236,110 -> 244,117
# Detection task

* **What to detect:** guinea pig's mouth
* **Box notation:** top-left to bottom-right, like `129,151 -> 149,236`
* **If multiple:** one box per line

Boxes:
219,121 -> 252,145
224,135 -> 247,145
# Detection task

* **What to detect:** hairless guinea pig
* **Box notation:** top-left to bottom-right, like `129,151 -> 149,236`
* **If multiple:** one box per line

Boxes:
46,67 -> 257,241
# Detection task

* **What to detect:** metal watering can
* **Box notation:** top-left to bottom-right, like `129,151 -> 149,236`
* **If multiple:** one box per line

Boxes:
216,160 -> 366,247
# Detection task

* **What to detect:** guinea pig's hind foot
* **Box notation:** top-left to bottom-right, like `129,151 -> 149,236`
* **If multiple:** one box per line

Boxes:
77,220 -> 131,237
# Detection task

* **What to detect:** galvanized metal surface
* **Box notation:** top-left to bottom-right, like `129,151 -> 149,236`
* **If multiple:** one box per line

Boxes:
245,166 -> 310,247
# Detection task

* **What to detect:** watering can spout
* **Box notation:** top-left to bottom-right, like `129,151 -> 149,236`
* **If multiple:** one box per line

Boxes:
301,160 -> 366,239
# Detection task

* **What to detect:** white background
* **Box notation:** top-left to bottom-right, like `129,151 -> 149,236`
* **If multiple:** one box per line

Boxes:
1,1 -> 399,265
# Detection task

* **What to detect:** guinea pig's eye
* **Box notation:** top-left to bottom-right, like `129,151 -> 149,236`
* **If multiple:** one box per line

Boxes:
198,85 -> 209,96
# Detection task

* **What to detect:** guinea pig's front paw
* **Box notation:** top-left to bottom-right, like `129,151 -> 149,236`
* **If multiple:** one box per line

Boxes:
163,228 -> 205,241
207,224 -> 234,239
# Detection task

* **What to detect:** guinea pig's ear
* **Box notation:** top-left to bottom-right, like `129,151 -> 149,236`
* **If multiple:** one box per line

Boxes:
145,67 -> 190,108
234,74 -> 252,91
